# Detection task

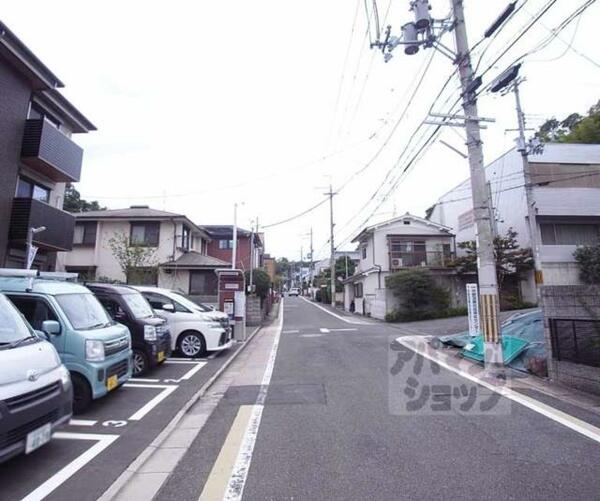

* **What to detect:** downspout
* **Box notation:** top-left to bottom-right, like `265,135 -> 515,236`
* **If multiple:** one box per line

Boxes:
372,232 -> 382,289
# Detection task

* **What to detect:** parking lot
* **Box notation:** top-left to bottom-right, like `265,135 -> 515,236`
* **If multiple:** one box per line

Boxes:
0,347 -> 240,501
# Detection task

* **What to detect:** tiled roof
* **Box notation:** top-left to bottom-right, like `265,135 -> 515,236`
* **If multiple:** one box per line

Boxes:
161,251 -> 230,269
75,207 -> 185,219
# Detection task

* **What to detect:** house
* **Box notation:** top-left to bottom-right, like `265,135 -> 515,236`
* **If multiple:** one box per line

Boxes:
57,206 -> 229,303
343,214 -> 456,320
202,225 -> 263,272
313,250 -> 360,277
0,21 -> 95,270
263,253 -> 276,282
428,143 -> 600,297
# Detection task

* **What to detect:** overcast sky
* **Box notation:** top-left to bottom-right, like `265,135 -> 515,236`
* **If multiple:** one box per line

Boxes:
4,0 -> 599,260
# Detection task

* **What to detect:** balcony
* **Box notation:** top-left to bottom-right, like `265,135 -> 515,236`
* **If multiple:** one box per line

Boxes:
9,198 -> 75,252
389,251 -> 455,270
20,118 -> 83,182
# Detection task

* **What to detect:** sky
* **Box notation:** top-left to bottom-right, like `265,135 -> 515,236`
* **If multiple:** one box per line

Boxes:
4,0 -> 599,261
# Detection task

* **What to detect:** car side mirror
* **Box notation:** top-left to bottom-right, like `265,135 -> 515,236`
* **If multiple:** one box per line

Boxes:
35,329 -> 50,341
42,320 -> 61,335
162,303 -> 175,313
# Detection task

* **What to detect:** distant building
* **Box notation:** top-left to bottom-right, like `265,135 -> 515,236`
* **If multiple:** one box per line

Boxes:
428,143 -> 600,298
313,250 -> 360,276
263,253 -> 276,282
0,21 -> 95,270
203,225 -> 263,272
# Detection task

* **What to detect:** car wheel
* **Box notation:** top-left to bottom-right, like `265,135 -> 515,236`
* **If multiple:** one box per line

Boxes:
133,349 -> 149,376
178,331 -> 206,358
72,373 -> 92,414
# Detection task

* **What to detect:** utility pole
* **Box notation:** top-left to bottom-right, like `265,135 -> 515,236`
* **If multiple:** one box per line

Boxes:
249,218 -> 255,293
309,227 -> 314,297
452,0 -> 503,370
513,78 -> 543,301
327,184 -> 336,308
232,203 -> 238,270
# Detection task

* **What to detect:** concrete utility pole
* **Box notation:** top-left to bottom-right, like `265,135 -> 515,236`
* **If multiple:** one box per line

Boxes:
327,184 -> 336,308
452,0 -> 503,370
512,78 -> 543,302
249,218 -> 255,293
232,203 -> 238,270
309,227 -> 314,295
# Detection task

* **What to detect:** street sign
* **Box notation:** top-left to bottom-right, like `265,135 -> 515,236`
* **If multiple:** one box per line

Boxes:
466,283 -> 480,337
26,245 -> 38,270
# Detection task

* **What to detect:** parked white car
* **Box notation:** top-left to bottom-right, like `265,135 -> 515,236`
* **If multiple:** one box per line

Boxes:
133,287 -> 232,358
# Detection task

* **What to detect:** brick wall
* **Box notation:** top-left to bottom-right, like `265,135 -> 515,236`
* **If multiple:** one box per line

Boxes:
541,285 -> 600,395
207,236 -> 252,270
246,296 -> 263,326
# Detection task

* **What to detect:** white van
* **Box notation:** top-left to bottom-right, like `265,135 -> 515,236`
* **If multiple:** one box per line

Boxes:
134,287 -> 233,358
0,292 -> 72,463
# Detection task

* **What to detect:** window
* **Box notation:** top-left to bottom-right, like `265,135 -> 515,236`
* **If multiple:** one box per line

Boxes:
99,298 -> 127,321
388,238 -> 427,268
361,247 -> 367,260
8,295 -> 59,332
73,222 -> 97,246
143,292 -> 171,310
190,270 -> 218,295
15,177 -> 50,203
55,293 -> 112,330
540,223 -> 600,245
182,226 -> 191,250
354,283 -> 363,298
130,222 -> 160,247
65,266 -> 97,281
219,239 -> 234,249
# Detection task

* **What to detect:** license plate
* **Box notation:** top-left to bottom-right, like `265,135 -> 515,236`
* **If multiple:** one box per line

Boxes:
106,374 -> 119,391
26,423 -> 52,454
157,351 -> 165,362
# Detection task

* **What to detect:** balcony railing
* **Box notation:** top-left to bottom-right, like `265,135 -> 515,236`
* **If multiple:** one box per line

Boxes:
9,198 -> 75,251
389,251 -> 454,270
21,118 -> 83,182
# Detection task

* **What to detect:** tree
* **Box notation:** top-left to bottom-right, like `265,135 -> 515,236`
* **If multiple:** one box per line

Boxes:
574,244 -> 600,284
107,232 -> 158,284
452,228 -> 533,292
535,99 -> 600,144
244,268 -> 271,300
312,256 -> 356,293
386,269 -> 450,318
63,183 -> 106,213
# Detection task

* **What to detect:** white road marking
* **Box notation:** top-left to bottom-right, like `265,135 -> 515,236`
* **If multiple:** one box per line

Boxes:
396,336 -> 600,445
167,357 -> 207,361
69,419 -> 97,427
330,328 -> 358,332
123,383 -> 178,421
283,329 -> 300,334
223,298 -> 284,500
300,334 -> 323,338
163,360 -> 202,364
300,296 -> 369,324
319,328 -> 330,333
21,432 -> 119,501
130,377 -> 160,383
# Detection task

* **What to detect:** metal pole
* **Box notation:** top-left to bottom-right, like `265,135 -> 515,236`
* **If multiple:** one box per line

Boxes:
310,227 -> 314,297
26,227 -> 33,270
300,246 -> 303,294
232,203 -> 238,270
452,0 -> 503,371
513,79 -> 543,302
249,218 -> 254,292
328,184 -> 336,307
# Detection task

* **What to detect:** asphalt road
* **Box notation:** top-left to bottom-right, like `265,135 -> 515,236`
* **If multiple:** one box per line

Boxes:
157,297 -> 600,501
0,345 -> 240,501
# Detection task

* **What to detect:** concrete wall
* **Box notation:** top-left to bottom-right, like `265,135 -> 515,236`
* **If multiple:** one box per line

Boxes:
541,285 -> 600,395
246,296 -> 263,326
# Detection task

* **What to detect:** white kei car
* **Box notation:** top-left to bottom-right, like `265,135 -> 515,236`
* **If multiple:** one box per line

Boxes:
133,286 -> 233,358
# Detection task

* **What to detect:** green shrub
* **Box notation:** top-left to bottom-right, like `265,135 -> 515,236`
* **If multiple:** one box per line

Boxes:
386,269 -> 450,318
385,306 -> 468,323
574,244 -> 600,284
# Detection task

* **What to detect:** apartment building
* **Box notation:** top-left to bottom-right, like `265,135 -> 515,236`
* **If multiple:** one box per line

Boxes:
428,143 -> 600,296
0,21 -> 95,270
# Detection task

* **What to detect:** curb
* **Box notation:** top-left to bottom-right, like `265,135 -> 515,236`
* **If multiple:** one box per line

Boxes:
98,323 -> 264,501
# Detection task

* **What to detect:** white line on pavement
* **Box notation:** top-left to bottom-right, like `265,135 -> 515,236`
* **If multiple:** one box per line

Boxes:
396,336 -> 600,445
123,383 -> 178,421
300,334 -> 323,338
130,377 -> 160,383
320,328 -> 330,333
163,360 -> 202,364
69,419 -> 97,427
21,432 -> 119,501
331,328 -> 358,332
167,357 -> 208,362
223,298 -> 284,500
283,329 -> 300,334
300,296 -> 369,324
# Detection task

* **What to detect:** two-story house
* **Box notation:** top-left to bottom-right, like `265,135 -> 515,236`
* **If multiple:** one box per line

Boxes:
203,225 -> 263,271
428,143 -> 600,298
58,206 -> 229,303
0,21 -> 95,270
343,213 -> 456,320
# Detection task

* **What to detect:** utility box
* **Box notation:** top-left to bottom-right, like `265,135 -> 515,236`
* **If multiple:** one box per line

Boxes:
216,269 -> 246,341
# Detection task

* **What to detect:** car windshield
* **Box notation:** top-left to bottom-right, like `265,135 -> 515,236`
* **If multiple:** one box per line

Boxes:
55,293 -> 113,330
122,292 -> 155,319
170,292 -> 209,312
0,294 -> 34,345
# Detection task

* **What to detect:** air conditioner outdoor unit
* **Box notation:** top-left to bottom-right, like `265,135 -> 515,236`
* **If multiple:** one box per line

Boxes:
392,258 -> 403,268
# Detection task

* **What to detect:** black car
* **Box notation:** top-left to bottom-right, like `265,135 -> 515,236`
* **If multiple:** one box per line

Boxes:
86,284 -> 171,376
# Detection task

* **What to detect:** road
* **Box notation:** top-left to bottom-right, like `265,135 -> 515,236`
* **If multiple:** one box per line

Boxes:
154,297 -> 600,501
0,345 -> 242,501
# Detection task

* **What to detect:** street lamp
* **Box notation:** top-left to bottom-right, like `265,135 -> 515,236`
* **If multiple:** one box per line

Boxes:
26,226 -> 46,270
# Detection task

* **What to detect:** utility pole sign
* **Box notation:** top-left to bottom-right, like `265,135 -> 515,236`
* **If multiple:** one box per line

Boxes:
466,283 -> 480,338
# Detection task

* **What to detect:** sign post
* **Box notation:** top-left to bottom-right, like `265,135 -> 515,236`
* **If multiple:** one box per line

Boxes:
466,283 -> 480,338
216,268 -> 246,342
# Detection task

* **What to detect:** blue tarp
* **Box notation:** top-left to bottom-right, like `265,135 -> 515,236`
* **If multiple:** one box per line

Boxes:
435,310 -> 546,373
